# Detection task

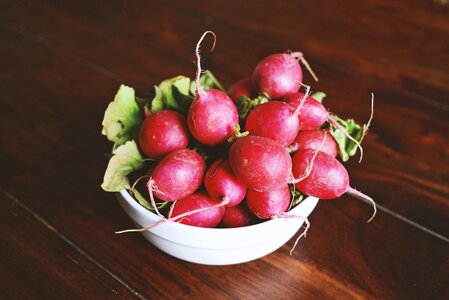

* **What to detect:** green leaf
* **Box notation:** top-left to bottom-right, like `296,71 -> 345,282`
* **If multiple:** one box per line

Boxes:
150,76 -> 194,114
329,115 -> 364,162
129,188 -> 170,212
310,91 -> 326,103
289,185 -> 305,209
101,140 -> 145,192
235,95 -> 270,121
101,85 -> 144,145
190,70 -> 226,94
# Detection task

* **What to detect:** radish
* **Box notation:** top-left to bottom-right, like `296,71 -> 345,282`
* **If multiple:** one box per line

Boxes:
246,185 -> 291,219
245,101 -> 300,147
252,52 -> 318,99
204,159 -> 247,207
227,78 -> 256,102
168,193 -> 225,228
285,92 -> 363,161
148,149 -> 205,202
292,149 -> 376,221
229,135 -> 292,192
290,130 -> 338,157
187,31 -> 239,146
220,204 -> 254,228
138,110 -> 189,159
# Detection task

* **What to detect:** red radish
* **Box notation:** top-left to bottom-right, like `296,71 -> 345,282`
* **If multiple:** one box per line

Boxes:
148,149 -> 205,202
252,53 -> 301,99
244,101 -> 300,147
246,185 -> 291,219
290,130 -> 338,157
285,92 -> 363,161
229,136 -> 292,192
168,193 -> 225,228
221,204 -> 253,228
187,31 -> 239,146
138,110 -> 189,159
252,52 -> 318,99
204,159 -> 247,207
292,149 -> 376,221
227,78 -> 256,102
285,92 -> 327,130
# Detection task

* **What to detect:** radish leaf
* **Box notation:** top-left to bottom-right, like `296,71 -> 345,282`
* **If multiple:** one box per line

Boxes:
310,91 -> 326,103
101,140 -> 145,192
329,115 -> 364,162
102,85 -> 144,145
190,70 -> 225,94
151,76 -> 193,114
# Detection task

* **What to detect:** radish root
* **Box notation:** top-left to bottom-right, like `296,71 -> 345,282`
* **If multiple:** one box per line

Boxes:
275,212 -> 311,255
195,31 -> 217,97
115,197 -> 230,234
146,178 -> 164,218
291,51 -> 319,82
346,187 -> 377,223
363,93 -> 375,137
292,82 -> 311,118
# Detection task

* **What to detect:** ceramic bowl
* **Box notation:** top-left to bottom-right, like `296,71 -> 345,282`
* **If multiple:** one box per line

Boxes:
117,189 -> 318,265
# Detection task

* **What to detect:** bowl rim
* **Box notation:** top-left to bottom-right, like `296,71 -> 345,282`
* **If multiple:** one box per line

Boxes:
119,187 -> 317,232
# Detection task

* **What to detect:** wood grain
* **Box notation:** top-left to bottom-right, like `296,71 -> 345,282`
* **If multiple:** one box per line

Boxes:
0,1 -> 448,299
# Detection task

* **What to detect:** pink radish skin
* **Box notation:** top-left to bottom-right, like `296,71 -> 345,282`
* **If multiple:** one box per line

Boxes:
204,159 -> 247,207
286,92 -> 364,162
292,149 -> 348,199
220,204 -> 253,228
187,31 -> 239,146
246,185 -> 291,219
229,136 -> 292,192
292,149 -> 377,221
188,89 -> 239,146
168,193 -> 225,228
252,53 -> 302,99
139,110 -> 189,159
228,78 -> 256,102
284,93 -> 328,130
150,149 -> 205,202
292,149 -> 376,222
245,101 -> 300,147
291,130 -> 338,157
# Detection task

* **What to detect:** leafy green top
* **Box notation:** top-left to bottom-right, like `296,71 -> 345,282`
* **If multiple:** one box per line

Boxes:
101,140 -> 145,192
101,85 -> 144,145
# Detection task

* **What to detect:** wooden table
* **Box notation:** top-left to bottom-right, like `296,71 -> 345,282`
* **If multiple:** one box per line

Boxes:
1,1 -> 448,299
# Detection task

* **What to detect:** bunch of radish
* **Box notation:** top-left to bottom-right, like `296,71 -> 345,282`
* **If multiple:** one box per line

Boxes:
101,31 -> 376,239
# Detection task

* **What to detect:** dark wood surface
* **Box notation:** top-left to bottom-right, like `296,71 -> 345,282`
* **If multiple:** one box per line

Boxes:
1,1 -> 448,299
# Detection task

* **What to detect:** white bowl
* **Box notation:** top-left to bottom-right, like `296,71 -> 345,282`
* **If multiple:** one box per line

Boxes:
117,190 -> 319,265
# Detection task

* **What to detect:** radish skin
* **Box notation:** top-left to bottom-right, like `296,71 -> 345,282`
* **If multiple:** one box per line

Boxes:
221,204 -> 254,228
252,53 -> 302,99
285,92 -> 364,161
229,136 -> 292,192
228,78 -> 256,102
244,101 -> 300,147
204,159 -> 247,207
246,185 -> 291,219
139,110 -> 189,159
149,149 -> 205,202
292,149 -> 376,221
168,193 -> 225,228
290,130 -> 338,157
